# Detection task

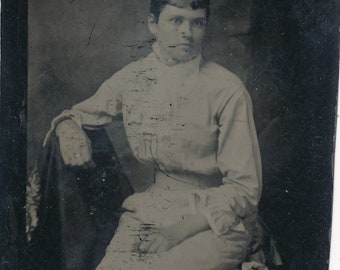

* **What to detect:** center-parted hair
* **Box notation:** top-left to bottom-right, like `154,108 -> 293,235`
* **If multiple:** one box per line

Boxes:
150,0 -> 210,21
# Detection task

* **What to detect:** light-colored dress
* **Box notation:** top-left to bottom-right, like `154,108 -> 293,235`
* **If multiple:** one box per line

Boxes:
47,43 -> 263,270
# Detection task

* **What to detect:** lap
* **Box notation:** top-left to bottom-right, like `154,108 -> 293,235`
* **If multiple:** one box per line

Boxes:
96,206 -> 251,270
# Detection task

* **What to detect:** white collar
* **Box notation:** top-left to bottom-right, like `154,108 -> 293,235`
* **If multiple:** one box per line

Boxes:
151,42 -> 202,71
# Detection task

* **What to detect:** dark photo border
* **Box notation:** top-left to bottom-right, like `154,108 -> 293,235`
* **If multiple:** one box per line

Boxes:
1,0 -> 28,269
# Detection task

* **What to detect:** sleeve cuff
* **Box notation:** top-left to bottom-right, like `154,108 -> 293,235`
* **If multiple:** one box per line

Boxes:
43,110 -> 83,147
188,191 -> 245,235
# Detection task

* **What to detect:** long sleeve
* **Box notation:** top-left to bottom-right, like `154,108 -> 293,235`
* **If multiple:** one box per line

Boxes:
189,86 -> 262,236
43,71 -> 125,146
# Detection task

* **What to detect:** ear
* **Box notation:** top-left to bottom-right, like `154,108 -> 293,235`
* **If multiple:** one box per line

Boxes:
148,14 -> 158,36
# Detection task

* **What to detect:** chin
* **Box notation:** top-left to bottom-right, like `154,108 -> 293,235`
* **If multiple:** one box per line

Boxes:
171,48 -> 199,62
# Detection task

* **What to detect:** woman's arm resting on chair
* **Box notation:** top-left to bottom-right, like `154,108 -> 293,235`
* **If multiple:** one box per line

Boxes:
47,69 -> 129,167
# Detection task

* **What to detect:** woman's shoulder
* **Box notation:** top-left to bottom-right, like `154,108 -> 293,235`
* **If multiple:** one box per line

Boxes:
114,54 -> 158,76
99,55 -> 153,82
201,60 -> 247,97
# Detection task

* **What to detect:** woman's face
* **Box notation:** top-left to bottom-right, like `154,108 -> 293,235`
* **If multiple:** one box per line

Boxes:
148,5 -> 207,62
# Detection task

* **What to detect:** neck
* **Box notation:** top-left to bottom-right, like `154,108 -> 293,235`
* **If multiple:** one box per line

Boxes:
153,42 -> 201,66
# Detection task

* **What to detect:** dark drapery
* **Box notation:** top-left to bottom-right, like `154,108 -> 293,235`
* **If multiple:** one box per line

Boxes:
26,130 -> 134,270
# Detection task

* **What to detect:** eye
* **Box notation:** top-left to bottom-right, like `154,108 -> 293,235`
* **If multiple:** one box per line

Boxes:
170,17 -> 183,25
192,18 -> 207,28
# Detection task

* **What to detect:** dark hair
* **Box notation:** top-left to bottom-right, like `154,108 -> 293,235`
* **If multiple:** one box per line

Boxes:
150,0 -> 210,22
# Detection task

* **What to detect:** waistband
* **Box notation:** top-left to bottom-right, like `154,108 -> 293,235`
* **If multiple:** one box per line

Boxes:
154,170 -> 221,190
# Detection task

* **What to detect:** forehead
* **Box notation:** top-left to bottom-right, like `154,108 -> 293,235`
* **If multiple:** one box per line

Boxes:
159,4 -> 206,19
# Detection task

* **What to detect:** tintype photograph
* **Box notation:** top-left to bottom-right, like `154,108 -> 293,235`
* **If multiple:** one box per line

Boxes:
1,0 -> 339,270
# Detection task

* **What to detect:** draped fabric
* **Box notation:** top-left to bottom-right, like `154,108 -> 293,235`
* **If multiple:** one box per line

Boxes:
26,129 -> 134,270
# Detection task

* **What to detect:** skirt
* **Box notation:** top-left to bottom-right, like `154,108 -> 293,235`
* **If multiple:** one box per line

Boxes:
96,182 -> 252,270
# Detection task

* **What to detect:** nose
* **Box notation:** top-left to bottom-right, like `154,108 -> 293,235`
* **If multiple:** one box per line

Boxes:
178,20 -> 193,38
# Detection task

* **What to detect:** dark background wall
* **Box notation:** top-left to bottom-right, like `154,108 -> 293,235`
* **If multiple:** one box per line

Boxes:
1,0 -> 338,269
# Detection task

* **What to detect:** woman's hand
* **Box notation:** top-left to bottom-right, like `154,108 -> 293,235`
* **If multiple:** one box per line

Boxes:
138,225 -> 184,254
138,213 -> 210,254
56,119 -> 95,167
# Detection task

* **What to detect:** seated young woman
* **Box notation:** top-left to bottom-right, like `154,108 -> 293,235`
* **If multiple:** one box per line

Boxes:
44,0 -> 266,269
